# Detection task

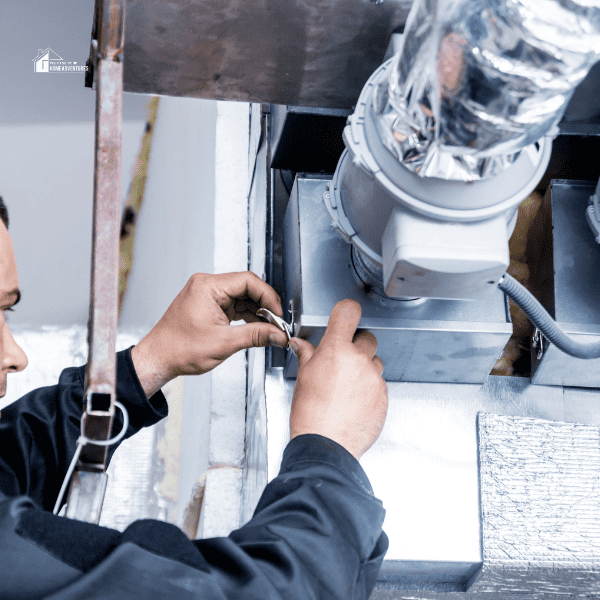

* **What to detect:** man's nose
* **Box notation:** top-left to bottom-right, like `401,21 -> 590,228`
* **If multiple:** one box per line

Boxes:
4,326 -> 28,373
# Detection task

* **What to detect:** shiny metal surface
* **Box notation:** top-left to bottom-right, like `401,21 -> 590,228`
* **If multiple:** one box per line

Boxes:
263,369 -> 572,591
531,330 -> 600,388
564,387 -> 600,427
374,0 -> 600,181
123,0 -> 412,108
531,180 -> 600,388
471,413 -> 600,595
256,308 -> 292,345
65,471 -> 109,524
283,176 -> 512,383
550,182 -> 600,327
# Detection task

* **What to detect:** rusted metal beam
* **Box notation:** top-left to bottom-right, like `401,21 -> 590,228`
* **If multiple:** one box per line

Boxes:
80,56 -> 123,468
65,0 -> 124,523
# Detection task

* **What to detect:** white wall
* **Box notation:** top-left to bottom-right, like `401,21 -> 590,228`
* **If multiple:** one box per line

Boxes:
119,98 -> 217,329
1,116 -> 146,327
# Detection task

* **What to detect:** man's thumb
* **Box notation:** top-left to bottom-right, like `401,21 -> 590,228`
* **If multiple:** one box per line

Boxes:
288,337 -> 315,367
229,322 -> 285,352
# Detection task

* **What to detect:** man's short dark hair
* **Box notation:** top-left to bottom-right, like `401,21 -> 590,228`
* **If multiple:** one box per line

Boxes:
0,197 -> 8,229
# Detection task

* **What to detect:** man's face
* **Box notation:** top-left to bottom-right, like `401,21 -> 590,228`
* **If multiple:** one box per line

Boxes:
0,222 -> 27,398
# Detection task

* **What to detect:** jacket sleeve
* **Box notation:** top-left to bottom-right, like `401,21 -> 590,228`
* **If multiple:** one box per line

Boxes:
204,434 -> 389,600
16,435 -> 388,600
0,347 -> 168,511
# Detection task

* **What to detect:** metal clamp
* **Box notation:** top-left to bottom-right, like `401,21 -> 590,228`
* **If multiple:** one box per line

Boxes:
287,299 -> 298,337
532,327 -> 545,360
257,308 -> 293,346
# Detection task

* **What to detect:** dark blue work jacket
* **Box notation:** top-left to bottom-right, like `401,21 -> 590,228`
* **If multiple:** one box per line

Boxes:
0,348 -> 388,599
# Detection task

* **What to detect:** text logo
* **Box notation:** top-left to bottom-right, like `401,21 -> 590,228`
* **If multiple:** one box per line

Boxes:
33,48 -> 87,73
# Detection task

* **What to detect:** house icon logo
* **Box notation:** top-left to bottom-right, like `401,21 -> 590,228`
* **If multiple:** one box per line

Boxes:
32,48 -> 63,72
32,48 -> 87,73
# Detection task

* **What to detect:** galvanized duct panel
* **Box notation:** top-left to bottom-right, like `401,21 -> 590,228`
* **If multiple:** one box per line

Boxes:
374,0 -> 600,181
472,412 -> 600,596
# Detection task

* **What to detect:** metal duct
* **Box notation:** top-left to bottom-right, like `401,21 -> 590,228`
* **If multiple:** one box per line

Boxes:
374,0 -> 600,181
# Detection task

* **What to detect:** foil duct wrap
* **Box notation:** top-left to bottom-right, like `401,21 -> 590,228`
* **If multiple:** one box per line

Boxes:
374,0 -> 600,181
472,413 -> 600,595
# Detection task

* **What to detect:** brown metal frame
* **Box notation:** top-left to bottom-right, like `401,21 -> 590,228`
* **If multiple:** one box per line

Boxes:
65,0 -> 124,523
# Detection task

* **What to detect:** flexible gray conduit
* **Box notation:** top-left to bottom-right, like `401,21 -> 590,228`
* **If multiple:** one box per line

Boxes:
498,273 -> 600,359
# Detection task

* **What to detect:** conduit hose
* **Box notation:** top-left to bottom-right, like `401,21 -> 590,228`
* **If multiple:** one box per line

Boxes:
498,273 -> 600,360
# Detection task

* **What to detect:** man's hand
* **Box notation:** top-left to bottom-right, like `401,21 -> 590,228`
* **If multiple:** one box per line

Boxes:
131,272 -> 288,397
288,299 -> 388,460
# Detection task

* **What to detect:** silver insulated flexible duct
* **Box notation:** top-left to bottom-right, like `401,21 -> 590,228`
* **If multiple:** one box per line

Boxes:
374,0 -> 600,181
326,0 -> 600,300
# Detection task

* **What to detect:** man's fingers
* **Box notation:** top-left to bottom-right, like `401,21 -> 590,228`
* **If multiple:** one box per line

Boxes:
217,272 -> 283,317
288,337 -> 316,368
322,299 -> 362,344
353,330 -> 378,359
372,355 -> 385,377
227,322 -> 288,353
238,312 -> 261,323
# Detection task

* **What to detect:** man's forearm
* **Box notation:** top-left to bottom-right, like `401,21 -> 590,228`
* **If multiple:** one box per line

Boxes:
130,341 -> 172,399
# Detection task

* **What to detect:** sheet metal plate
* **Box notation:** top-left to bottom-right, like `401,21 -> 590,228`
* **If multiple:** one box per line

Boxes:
564,387 -> 600,426
123,0 -> 412,108
282,176 -> 512,383
551,181 -> 600,326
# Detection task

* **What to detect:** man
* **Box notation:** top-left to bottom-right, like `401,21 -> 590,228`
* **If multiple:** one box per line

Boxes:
0,198 -> 389,599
